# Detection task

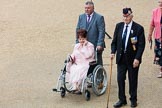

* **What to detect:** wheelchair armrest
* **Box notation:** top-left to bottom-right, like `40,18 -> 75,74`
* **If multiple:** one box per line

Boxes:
89,61 -> 97,65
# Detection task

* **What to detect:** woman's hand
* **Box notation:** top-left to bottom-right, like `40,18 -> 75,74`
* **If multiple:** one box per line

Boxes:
148,34 -> 152,43
83,41 -> 88,46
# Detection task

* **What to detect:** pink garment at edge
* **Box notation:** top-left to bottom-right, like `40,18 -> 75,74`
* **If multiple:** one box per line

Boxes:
66,41 -> 95,89
150,7 -> 162,39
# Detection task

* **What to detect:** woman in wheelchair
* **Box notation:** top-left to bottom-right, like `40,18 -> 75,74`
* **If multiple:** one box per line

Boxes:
66,29 -> 95,94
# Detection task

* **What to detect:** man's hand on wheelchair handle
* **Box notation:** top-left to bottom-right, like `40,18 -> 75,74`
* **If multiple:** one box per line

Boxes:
96,46 -> 103,52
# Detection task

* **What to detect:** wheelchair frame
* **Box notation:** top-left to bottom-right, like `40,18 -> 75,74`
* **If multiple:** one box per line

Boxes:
53,51 -> 108,101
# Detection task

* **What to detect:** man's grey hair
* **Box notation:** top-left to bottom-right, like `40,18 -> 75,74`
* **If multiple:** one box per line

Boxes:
85,1 -> 94,6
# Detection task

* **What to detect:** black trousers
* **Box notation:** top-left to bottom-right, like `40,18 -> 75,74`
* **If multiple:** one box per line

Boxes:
97,51 -> 103,66
117,53 -> 139,102
154,39 -> 162,66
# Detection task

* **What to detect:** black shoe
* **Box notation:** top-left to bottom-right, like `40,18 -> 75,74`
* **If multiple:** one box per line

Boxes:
87,83 -> 92,88
73,90 -> 82,95
113,100 -> 127,108
131,101 -> 137,107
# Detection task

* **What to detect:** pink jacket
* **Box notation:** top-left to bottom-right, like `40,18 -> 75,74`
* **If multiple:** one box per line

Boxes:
150,8 -> 161,39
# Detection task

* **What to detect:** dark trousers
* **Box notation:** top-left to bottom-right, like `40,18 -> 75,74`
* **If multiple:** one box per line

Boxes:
154,39 -> 162,66
117,53 -> 139,102
97,51 -> 103,66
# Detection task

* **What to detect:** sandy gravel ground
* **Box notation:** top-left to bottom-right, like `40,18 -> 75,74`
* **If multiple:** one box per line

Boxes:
0,0 -> 162,108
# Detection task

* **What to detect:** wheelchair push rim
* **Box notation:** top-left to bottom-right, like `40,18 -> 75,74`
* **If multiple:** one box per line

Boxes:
92,65 -> 108,96
63,70 -> 73,93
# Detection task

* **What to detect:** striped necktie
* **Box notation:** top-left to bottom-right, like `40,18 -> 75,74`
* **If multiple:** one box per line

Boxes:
122,25 -> 128,51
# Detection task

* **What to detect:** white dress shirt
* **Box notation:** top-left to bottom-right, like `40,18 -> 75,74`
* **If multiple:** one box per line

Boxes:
86,12 -> 94,22
122,21 -> 133,51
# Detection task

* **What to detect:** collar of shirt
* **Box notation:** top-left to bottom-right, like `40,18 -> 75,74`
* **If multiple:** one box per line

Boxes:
86,12 -> 94,22
124,21 -> 133,29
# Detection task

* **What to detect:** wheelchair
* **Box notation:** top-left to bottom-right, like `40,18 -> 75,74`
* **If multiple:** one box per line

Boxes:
53,52 -> 108,101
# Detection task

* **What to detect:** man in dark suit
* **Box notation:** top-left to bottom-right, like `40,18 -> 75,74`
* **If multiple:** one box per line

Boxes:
76,1 -> 105,65
110,8 -> 145,108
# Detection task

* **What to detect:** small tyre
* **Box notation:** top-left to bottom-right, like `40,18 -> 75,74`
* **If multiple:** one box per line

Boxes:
85,90 -> 90,101
60,87 -> 66,98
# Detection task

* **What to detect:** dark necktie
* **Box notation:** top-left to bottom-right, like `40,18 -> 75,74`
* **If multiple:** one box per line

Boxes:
122,25 -> 128,51
87,15 -> 91,23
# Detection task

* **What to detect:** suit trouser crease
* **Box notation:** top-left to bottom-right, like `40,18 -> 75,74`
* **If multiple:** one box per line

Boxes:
117,53 -> 139,102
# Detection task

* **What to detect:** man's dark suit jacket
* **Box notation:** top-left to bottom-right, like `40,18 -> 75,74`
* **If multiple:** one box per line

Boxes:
111,21 -> 145,64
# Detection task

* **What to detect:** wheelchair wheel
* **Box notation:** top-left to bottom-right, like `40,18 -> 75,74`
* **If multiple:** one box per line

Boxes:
92,65 -> 108,96
60,87 -> 66,98
63,70 -> 73,93
85,90 -> 90,101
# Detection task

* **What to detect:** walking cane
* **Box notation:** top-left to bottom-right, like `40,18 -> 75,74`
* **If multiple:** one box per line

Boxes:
106,58 -> 113,108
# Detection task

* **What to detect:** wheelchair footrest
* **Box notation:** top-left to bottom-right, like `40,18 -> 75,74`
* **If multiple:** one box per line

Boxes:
52,88 -> 61,92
